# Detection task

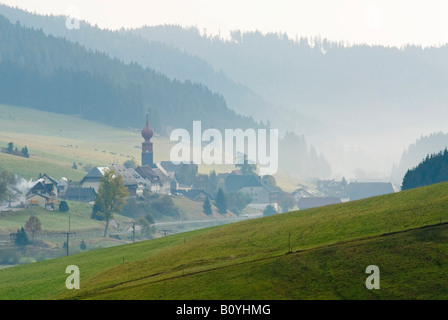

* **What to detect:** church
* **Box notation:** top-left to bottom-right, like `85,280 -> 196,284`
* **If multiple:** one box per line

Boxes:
79,114 -> 173,197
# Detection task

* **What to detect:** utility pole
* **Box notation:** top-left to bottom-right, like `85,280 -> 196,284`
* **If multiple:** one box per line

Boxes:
160,229 -> 171,237
132,221 -> 136,243
61,216 -> 75,256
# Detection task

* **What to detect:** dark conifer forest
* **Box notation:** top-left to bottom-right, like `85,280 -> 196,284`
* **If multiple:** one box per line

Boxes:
0,15 -> 258,132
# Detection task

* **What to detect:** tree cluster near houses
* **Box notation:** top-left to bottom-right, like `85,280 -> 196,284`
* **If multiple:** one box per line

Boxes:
1,142 -> 29,158
9,216 -> 43,247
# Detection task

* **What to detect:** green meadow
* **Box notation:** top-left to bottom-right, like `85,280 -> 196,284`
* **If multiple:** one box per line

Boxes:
0,104 -> 171,180
0,201 -> 134,236
0,181 -> 447,300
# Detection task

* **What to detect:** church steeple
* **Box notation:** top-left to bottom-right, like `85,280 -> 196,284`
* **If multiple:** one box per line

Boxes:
141,113 -> 154,167
141,113 -> 153,142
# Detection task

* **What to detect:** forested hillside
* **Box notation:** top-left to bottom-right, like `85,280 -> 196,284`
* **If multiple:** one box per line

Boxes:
0,5 -> 275,125
133,25 -> 448,113
0,15 -> 258,132
401,149 -> 448,190
391,132 -> 448,186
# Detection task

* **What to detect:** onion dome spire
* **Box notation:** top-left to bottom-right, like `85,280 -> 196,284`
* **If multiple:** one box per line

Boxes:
141,113 -> 153,142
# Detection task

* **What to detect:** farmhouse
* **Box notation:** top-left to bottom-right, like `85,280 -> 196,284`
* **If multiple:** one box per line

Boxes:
36,173 -> 59,197
80,167 -> 108,192
225,174 -> 281,210
160,160 -> 198,177
135,165 -> 171,195
176,189 -> 214,202
26,180 -> 57,210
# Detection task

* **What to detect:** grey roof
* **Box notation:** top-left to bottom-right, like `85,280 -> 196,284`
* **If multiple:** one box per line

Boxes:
159,161 -> 198,174
177,189 -> 214,201
297,197 -> 341,210
111,165 -> 143,186
64,187 -> 96,198
225,175 -> 262,192
27,181 -> 54,196
135,166 -> 159,181
153,168 -> 171,184
81,167 -> 108,184
346,182 -> 394,201
38,173 -> 57,185
135,166 -> 171,185
225,175 -> 282,194
84,167 -> 107,178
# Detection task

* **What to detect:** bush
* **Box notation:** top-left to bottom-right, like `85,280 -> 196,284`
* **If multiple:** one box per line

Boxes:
59,201 -> 69,212
263,205 -> 277,216
0,248 -> 22,265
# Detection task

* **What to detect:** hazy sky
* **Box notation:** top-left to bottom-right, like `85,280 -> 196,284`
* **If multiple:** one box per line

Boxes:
1,0 -> 448,47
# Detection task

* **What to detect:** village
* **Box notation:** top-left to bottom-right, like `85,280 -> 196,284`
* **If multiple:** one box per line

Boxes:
6,116 -> 397,234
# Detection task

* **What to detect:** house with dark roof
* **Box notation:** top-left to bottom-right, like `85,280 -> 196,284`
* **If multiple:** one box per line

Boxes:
57,178 -> 69,195
63,187 -> 97,203
36,173 -> 59,197
26,180 -> 56,210
159,161 -> 198,176
80,167 -> 108,192
177,189 -> 214,202
80,163 -> 172,197
135,165 -> 171,195
297,196 -> 341,210
111,164 -> 145,197
292,186 -> 319,200
225,174 -> 282,210
346,182 -> 395,201
317,179 -> 348,198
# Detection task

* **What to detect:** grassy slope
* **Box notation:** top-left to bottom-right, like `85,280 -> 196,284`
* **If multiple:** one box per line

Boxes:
78,224 -> 448,300
0,181 -> 447,300
0,104 -> 170,180
0,200 -> 134,236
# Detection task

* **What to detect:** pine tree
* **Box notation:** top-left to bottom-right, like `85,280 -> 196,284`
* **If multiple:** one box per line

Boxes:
215,188 -> 227,214
203,197 -> 212,215
15,227 -> 29,246
209,170 -> 218,195
6,142 -> 14,154
21,146 -> 29,158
